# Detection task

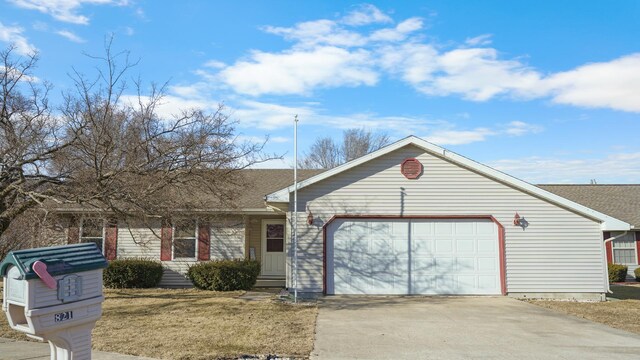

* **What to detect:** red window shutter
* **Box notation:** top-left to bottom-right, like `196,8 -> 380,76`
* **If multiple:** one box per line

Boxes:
635,232 -> 640,265
104,219 -> 118,260
160,220 -> 173,261
198,223 -> 211,261
604,232 -> 613,264
68,216 -> 80,244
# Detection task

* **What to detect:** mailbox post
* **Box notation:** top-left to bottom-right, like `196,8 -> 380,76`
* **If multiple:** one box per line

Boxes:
1,243 -> 108,360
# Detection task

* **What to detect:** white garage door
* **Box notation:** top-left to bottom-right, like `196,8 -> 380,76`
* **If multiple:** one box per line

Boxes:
326,218 -> 501,295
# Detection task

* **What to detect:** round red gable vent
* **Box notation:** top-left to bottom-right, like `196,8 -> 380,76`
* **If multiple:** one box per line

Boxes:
401,158 -> 423,179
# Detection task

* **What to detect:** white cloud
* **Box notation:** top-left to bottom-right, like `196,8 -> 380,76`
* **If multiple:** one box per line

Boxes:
263,20 -> 366,48
0,22 -> 37,55
369,18 -> 423,42
418,48 -> 542,101
120,94 -> 220,120
271,136 -> 289,143
185,5 -> 640,113
9,0 -> 128,25
378,43 -> 439,83
236,135 -> 290,144
230,100 -> 316,129
542,54 -> 640,112
490,152 -> 640,183
426,128 -> 495,145
425,120 -> 543,145
56,29 -> 85,43
465,34 -> 492,46
218,46 -> 378,96
341,4 -> 393,26
203,60 -> 226,69
504,121 -> 543,136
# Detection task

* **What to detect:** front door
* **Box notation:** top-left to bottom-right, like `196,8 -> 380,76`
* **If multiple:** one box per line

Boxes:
261,220 -> 286,276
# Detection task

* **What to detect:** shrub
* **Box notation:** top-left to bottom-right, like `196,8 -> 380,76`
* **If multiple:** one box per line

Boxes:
103,258 -> 164,288
635,267 -> 640,281
608,263 -> 628,283
188,259 -> 260,291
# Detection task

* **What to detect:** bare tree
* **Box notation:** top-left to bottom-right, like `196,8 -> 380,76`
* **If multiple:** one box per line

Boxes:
300,128 -> 390,169
342,128 -> 390,163
0,41 -> 276,241
299,137 -> 341,169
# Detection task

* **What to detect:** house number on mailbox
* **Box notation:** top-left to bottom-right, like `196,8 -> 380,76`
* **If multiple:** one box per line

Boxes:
54,311 -> 73,322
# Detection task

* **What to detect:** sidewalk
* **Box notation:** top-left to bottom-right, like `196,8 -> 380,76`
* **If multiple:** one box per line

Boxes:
0,337 -> 157,360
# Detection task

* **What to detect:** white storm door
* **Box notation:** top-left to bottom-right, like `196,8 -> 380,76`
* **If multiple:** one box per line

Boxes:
261,220 -> 286,276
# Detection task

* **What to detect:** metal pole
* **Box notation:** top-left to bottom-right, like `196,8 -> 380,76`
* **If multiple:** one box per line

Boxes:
293,115 -> 299,303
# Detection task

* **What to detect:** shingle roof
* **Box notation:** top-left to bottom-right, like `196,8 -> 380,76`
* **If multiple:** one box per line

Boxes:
235,169 -> 325,208
539,185 -> 640,228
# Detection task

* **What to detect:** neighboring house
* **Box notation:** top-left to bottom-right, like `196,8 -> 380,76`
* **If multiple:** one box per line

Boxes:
540,185 -> 640,279
52,136 -> 631,299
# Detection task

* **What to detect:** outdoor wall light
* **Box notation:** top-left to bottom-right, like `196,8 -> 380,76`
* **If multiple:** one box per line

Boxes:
513,212 -> 529,230
513,212 -> 521,226
307,209 -> 314,225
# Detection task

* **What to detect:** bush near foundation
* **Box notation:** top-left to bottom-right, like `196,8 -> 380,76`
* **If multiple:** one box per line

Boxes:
188,259 -> 260,291
635,267 -> 640,281
608,263 -> 628,283
103,258 -> 164,288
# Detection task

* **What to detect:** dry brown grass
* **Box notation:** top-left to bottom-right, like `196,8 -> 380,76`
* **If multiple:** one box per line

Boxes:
531,299 -> 640,335
1,284 -> 318,359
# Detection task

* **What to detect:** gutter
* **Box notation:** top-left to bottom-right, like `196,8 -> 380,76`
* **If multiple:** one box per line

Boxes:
602,230 -> 631,294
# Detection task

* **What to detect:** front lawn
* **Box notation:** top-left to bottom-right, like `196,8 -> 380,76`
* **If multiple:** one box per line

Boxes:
1,285 -> 318,359
531,285 -> 640,336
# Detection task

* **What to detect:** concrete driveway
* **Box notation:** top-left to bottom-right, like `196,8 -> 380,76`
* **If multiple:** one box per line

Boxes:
312,296 -> 640,360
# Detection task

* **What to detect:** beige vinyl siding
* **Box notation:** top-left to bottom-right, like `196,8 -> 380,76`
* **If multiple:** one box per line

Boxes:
116,216 -> 246,287
287,144 -> 605,294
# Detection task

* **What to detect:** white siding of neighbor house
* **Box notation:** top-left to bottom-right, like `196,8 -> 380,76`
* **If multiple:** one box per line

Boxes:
285,144 -> 605,295
116,217 -> 245,287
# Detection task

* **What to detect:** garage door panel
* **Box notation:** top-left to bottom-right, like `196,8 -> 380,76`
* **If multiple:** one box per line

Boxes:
455,222 -> 475,235
412,238 -> 433,254
478,275 -> 498,290
435,222 -> 453,235
477,239 -> 495,253
372,238 -> 393,254
456,238 -> 475,252
456,257 -> 476,272
478,257 -> 497,271
328,218 -> 500,295
435,239 -> 453,252
457,275 -> 476,289
437,275 -> 455,291
413,257 -> 436,272
436,257 -> 454,272
412,222 -> 433,235
477,222 -> 496,234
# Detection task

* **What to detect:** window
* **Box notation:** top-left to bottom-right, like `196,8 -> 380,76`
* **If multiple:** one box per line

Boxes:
173,219 -> 197,259
266,223 -> 284,252
612,233 -> 637,265
80,218 -> 104,252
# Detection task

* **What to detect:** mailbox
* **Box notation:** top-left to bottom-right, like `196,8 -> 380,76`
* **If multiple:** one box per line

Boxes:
1,243 -> 108,360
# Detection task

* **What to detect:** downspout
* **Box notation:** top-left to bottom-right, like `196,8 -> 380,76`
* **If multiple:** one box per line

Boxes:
603,231 -> 628,294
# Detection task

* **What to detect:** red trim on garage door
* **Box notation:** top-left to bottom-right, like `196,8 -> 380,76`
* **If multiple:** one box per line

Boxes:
322,215 -> 507,296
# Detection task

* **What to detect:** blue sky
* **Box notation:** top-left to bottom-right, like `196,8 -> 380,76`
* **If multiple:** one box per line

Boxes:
1,1 -> 639,183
